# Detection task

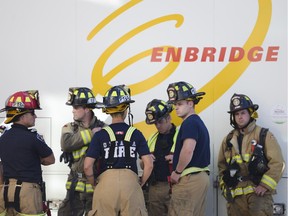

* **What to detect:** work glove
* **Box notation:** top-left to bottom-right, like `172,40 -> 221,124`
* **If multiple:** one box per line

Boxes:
59,152 -> 74,167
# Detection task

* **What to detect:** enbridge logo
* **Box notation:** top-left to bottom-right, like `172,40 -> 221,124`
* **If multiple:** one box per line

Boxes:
151,46 -> 280,62
87,0 -> 273,137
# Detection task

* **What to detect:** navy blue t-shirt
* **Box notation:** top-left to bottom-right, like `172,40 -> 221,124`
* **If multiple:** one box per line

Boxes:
0,124 -> 53,183
86,122 -> 150,175
173,114 -> 210,170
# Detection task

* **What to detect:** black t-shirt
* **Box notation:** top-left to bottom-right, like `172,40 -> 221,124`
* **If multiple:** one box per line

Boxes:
153,125 -> 176,182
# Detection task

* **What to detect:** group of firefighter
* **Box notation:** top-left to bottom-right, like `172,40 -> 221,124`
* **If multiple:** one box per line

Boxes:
0,81 -> 285,216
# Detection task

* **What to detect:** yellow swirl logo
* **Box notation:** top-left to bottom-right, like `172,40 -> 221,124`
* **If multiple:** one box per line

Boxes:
88,0 -> 272,138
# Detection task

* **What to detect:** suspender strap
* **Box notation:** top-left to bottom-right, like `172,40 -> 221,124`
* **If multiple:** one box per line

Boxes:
14,181 -> 21,212
3,182 -> 9,208
124,127 -> 136,141
124,127 -> 136,168
104,126 -> 117,167
259,128 -> 268,148
103,126 -> 116,141
107,142 -> 116,167
103,126 -> 136,142
4,180 -> 22,212
103,126 -> 136,168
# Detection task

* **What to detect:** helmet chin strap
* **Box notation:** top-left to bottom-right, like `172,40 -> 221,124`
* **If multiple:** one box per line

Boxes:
128,106 -> 133,126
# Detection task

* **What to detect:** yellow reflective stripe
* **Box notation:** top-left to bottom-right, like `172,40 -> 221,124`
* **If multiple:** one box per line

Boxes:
66,181 -> 71,189
182,166 -> 210,177
226,156 -> 243,164
0,210 -> 6,216
242,186 -> 254,194
219,177 -> 224,186
104,126 -> 136,142
66,181 -> 94,193
72,146 -> 88,160
261,174 -> 277,189
124,127 -> 136,141
19,212 -> 45,216
219,178 -> 225,190
232,186 -> 254,197
223,187 -> 230,198
147,132 -> 158,152
148,128 -> 178,153
226,154 -> 252,164
233,155 -> 243,163
227,185 -> 254,198
103,126 -> 116,141
242,154 -> 250,162
170,128 -> 179,153
75,181 -> 85,192
86,184 -> 94,193
80,129 -> 92,145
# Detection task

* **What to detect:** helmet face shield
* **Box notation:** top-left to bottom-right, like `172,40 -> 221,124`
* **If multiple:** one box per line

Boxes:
145,99 -> 173,124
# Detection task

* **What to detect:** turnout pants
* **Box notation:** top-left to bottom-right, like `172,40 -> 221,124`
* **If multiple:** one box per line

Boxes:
148,181 -> 170,216
88,169 -> 147,216
227,193 -> 273,216
0,179 -> 43,216
58,190 -> 93,216
168,171 -> 209,216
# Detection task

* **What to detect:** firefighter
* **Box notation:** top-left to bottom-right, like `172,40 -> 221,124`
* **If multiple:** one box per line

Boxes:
58,87 -> 105,216
0,90 -> 55,215
84,84 -> 153,216
218,93 -> 285,216
0,122 -> 9,211
166,81 -> 210,216
143,99 -> 178,216
0,124 -> 8,186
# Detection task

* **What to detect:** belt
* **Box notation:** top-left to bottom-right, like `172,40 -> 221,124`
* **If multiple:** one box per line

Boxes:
186,171 -> 210,176
5,179 -> 42,187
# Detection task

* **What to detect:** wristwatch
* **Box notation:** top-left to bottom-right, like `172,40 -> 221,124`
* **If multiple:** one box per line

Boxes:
175,170 -> 182,175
